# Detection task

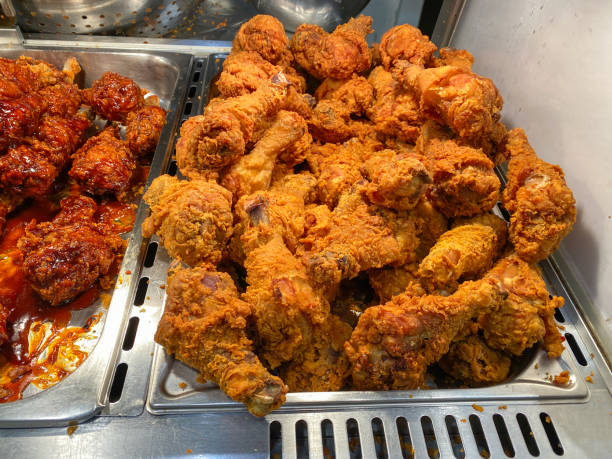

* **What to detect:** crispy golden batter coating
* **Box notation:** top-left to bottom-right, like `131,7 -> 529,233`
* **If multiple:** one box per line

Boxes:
244,234 -> 329,368
176,75 -> 289,176
125,105 -> 167,157
452,213 -> 508,254
368,262 -> 423,303
155,264 -> 287,417
69,125 -> 135,198
480,253 -> 564,357
380,24 -> 437,69
418,223 -> 504,291
233,15 -> 290,65
279,314 -> 352,392
270,171 -> 317,204
81,71 -> 145,122
290,16 -> 373,80
423,138 -> 500,217
345,277 -> 507,390
221,111 -> 307,200
433,48 -> 474,71
501,128 -> 576,263
439,334 -> 511,385
142,175 -> 233,266
18,196 -> 124,305
413,196 -> 449,259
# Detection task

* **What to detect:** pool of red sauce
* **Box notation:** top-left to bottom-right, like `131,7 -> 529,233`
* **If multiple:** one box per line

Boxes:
0,196 -> 135,402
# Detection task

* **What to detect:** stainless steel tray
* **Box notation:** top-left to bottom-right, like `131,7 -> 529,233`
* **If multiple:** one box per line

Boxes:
0,48 -> 191,427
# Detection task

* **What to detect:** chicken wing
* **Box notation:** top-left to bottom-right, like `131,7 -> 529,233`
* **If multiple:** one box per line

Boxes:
501,128 -> 576,263
176,74 -> 289,177
155,264 -> 287,417
125,105 -> 167,157
345,277 -> 506,390
290,16 -> 373,80
18,195 -> 124,306
480,253 -> 564,357
81,71 -> 145,122
142,175 -> 233,267
69,125 -> 136,198
379,24 -> 437,70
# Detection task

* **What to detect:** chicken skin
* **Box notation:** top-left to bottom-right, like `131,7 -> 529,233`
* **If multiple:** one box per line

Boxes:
18,195 -> 124,305
418,223 -> 505,291
244,234 -> 329,369
413,196 -> 449,259
125,105 -> 167,157
451,213 -> 508,254
290,16 -> 373,80
480,253 -> 564,357
221,110 -> 307,200
345,277 -> 507,390
81,71 -> 145,122
379,24 -> 437,70
279,314 -> 352,392
0,93 -> 45,153
232,15 -> 291,65
501,128 -> 577,263
69,125 -> 136,198
155,264 -> 287,417
176,75 -> 289,177
37,82 -> 81,117
433,48 -> 474,71
142,175 -> 233,267
438,334 -> 511,385
368,262 -> 423,303
423,138 -> 500,218
366,66 -> 423,143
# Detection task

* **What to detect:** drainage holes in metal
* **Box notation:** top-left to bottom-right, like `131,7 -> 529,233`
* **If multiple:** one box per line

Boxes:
133,277 -> 149,306
122,316 -> 139,351
564,332 -> 587,366
516,413 -> 540,456
493,414 -> 515,457
540,413 -> 563,456
143,241 -> 158,268
295,420 -> 309,459
371,417 -> 389,459
269,421 -> 281,458
183,101 -> 192,116
346,418 -> 362,458
420,416 -> 439,459
445,415 -> 465,459
396,417 -> 414,459
109,363 -> 128,403
188,86 -> 197,98
321,419 -> 335,458
192,71 -> 201,82
469,415 -> 490,458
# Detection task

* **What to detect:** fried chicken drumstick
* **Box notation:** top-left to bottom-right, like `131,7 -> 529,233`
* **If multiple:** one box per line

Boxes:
155,264 -> 287,417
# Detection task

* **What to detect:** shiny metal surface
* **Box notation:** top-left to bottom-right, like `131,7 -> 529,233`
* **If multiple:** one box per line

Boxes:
253,0 -> 369,32
0,47 -> 191,427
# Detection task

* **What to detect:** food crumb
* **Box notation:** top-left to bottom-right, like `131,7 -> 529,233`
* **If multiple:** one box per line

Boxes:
140,308 -> 146,313
67,425 -> 77,436
125,270 -> 131,275
460,419 -> 467,423
553,370 -> 571,386
590,353 -> 595,358
408,394 -> 413,399
586,371 -> 594,383
472,403 -> 484,412
160,284 -> 165,289
185,449 -> 192,454
179,382 -> 187,389
534,363 -> 539,369
545,416 -> 551,423
100,293 -> 112,309
498,405 -> 507,410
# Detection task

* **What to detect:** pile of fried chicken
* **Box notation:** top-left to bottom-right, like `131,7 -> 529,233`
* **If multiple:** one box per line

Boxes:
148,15 -> 577,417
0,56 -> 166,346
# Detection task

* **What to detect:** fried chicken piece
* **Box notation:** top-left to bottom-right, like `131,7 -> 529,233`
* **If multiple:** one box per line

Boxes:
361,149 -> 432,211
314,75 -> 374,112
438,334 -> 511,385
366,66 -> 423,143
301,186 -> 419,293
233,15 -> 290,65
432,48 -> 474,71
501,128 -> 577,263
413,196 -> 449,259
37,82 -> 81,117
394,63 -> 505,162
345,277 -> 506,390
69,125 -> 136,197
142,175 -> 233,266
480,253 -> 564,357
16,56 -> 68,87
368,262 -> 424,303
0,93 -> 45,153
290,16 -> 373,80
270,171 -> 317,204
18,195 -> 124,305
176,75 -> 289,177
243,234 -> 329,368
279,314 -> 352,392
81,71 -> 145,122
418,223 -> 505,291
452,213 -> 508,253
125,105 -> 167,157
229,189 -> 305,264
155,264 -> 287,417
0,57 -> 38,97
221,111 -> 307,200
423,138 -> 500,218
380,24 -> 437,70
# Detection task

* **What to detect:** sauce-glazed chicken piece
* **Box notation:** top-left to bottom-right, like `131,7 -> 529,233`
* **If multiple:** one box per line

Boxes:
125,105 -> 167,157
81,71 -> 145,122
